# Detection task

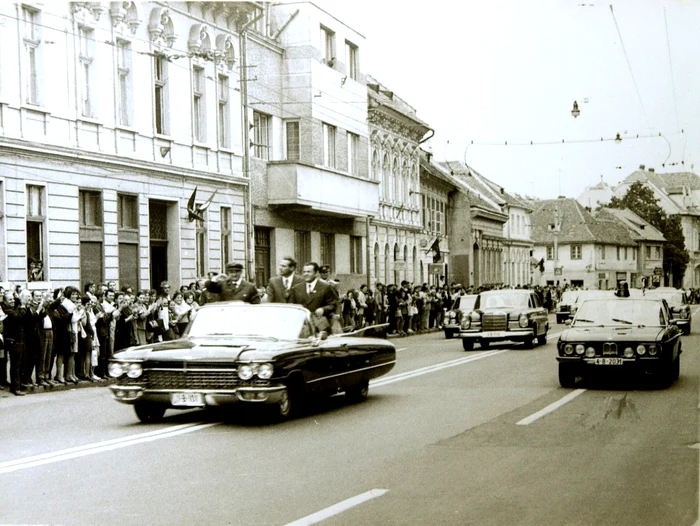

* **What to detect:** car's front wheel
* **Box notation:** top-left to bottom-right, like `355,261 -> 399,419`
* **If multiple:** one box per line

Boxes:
462,339 -> 474,351
558,363 -> 577,388
683,323 -> 691,335
556,315 -> 563,324
480,340 -> 490,350
134,402 -> 167,423
346,380 -> 369,403
445,330 -> 454,340
537,331 -> 548,346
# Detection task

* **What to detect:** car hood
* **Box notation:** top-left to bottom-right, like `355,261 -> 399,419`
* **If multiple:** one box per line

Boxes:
561,326 -> 665,342
112,337 -> 304,362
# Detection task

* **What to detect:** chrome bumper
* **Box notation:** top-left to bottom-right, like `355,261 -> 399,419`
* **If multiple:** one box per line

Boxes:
109,384 -> 287,406
459,329 -> 534,340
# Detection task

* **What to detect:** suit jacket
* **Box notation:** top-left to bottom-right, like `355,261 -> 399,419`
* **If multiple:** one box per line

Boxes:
289,280 -> 339,316
219,279 -> 261,304
266,274 -> 305,304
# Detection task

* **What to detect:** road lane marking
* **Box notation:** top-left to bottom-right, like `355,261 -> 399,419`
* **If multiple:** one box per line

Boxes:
285,489 -> 389,526
516,389 -> 587,426
0,422 -> 217,474
372,350 -> 509,388
396,347 -> 408,352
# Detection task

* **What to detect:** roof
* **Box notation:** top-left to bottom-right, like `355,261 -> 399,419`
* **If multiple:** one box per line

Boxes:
621,169 -> 700,192
437,162 -> 507,215
367,74 -> 431,134
531,198 -> 636,246
595,208 -> 666,243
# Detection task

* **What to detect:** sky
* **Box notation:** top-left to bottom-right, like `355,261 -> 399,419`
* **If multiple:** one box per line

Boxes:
314,0 -> 700,200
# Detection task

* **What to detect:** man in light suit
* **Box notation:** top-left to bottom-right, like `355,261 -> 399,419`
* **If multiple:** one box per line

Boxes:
204,263 -> 261,304
266,257 -> 304,303
289,262 -> 339,334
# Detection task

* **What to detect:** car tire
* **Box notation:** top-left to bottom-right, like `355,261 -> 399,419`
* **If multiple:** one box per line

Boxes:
480,340 -> 490,350
683,324 -> 691,336
537,331 -> 548,346
462,339 -> 474,351
346,380 -> 369,403
556,315 -> 563,324
445,331 -> 454,340
558,364 -> 577,388
134,402 -> 167,423
522,336 -> 534,350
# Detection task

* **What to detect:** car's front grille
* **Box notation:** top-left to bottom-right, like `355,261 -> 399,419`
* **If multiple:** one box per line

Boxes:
602,343 -> 618,356
482,314 -> 507,332
124,367 -> 271,390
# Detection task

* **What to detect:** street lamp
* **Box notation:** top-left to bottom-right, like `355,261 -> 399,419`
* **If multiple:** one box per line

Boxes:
571,101 -> 581,118
614,133 -> 622,143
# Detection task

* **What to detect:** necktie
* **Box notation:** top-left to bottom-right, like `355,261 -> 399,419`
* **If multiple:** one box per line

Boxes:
307,284 -> 312,294
285,278 -> 290,290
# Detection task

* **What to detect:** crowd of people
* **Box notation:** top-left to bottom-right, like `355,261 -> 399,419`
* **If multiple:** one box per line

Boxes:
0,255 -> 586,397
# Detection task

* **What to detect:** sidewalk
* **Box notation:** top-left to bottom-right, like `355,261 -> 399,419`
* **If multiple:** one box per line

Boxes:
0,378 -> 114,399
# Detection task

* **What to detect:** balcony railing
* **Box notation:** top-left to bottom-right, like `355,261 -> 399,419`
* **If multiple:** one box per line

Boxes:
267,161 -> 379,218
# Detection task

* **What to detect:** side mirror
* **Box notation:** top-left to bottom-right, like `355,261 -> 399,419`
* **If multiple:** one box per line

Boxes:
565,319 -> 572,326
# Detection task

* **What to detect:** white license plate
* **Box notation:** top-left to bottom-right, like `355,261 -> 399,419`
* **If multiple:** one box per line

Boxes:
482,331 -> 506,338
593,358 -> 623,365
171,393 -> 204,406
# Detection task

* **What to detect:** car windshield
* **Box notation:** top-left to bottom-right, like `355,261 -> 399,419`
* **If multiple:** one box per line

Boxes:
187,304 -> 309,340
456,296 -> 477,311
645,290 -> 684,305
573,299 -> 666,327
573,291 -> 610,306
478,293 -> 528,309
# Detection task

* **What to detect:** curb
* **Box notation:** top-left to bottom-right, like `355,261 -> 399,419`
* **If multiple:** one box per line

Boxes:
387,328 -> 443,339
0,378 -> 115,399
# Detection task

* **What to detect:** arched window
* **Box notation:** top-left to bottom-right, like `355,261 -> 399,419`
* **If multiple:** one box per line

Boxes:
393,243 -> 400,284
384,243 -> 390,284
393,159 -> 400,203
372,150 -> 379,182
412,245 -> 417,283
402,160 -> 409,208
382,154 -> 390,201
373,243 -> 380,284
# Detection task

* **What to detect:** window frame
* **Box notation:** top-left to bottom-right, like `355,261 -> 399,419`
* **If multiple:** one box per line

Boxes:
570,244 -> 582,260
192,65 -> 206,142
116,39 -> 133,127
220,206 -> 232,272
546,246 -> 554,260
22,6 -> 41,106
79,190 -> 103,228
320,25 -> 335,66
154,55 -> 168,135
350,235 -> 363,274
78,25 -> 95,118
347,131 -> 359,175
253,111 -> 270,160
195,207 -> 208,278
26,184 -> 46,281
285,120 -> 300,161
345,40 -> 358,79
294,230 -> 311,265
217,74 -> 230,149
322,122 -> 336,168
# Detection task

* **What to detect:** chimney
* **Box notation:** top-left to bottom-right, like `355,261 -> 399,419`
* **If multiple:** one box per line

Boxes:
639,164 -> 646,170
648,167 -> 655,173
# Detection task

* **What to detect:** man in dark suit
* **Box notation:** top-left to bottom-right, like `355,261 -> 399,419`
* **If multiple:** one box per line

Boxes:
204,263 -> 261,304
266,257 -> 304,303
289,262 -> 339,334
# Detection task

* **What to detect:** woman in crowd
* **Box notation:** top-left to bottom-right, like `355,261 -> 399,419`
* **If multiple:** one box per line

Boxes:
171,291 -> 192,337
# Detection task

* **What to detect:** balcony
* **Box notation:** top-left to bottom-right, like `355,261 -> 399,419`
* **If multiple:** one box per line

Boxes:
267,161 -> 379,218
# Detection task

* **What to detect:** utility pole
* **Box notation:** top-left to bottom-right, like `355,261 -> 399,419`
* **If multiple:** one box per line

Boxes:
553,202 -> 560,284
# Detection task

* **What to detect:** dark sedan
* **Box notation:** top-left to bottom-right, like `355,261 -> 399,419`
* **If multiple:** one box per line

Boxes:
108,303 -> 396,422
443,294 -> 477,339
557,296 -> 682,387
458,289 -> 549,350
643,288 -> 692,335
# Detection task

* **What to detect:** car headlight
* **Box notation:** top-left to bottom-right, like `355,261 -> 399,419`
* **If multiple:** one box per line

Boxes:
518,313 -> 529,328
624,347 -> 634,358
636,344 -> 646,356
126,363 -> 143,379
575,344 -> 585,355
564,344 -> 574,355
257,363 -> 274,379
648,345 -> 659,356
448,312 -> 456,320
238,364 -> 254,380
461,316 -> 471,329
585,347 -> 595,357
108,362 -> 126,378
681,310 -> 689,319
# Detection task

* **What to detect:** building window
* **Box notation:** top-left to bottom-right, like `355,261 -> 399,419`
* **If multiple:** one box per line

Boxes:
253,111 -> 270,160
624,247 -> 628,260
192,66 -> 206,142
646,245 -> 651,259
350,236 -> 363,274
220,206 -> 231,271
116,40 -> 132,126
154,55 -> 168,135
320,26 -> 335,66
218,75 -> 229,148
320,233 -> 335,270
571,245 -> 582,260
323,123 -> 336,168
195,208 -> 207,278
600,245 -> 606,260
616,246 -> 621,260
78,26 -> 95,117
79,190 -> 103,227
422,195 -> 426,229
633,247 -> 636,260
22,6 -> 41,106
345,40 -> 358,79
546,246 -> 554,260
655,246 -> 661,259
294,230 -> 311,265
26,185 -> 45,281
347,132 -> 359,175
118,194 -> 138,230
285,120 -> 300,161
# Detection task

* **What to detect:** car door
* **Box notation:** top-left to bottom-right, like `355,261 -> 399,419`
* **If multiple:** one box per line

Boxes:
529,293 -> 547,335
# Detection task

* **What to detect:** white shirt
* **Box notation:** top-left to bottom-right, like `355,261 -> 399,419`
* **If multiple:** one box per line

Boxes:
283,276 -> 293,290
306,279 -> 318,294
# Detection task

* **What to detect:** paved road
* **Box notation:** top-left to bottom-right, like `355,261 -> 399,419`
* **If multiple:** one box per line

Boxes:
1,313 -> 698,525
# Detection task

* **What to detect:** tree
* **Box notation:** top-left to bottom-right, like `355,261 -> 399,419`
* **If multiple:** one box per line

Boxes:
608,181 -> 689,286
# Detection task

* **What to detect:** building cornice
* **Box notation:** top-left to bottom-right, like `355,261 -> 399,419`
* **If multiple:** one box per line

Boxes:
0,137 -> 248,186
368,101 -> 430,144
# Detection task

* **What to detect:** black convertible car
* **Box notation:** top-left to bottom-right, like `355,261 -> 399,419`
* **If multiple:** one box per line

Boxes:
557,295 -> 682,387
108,303 -> 396,422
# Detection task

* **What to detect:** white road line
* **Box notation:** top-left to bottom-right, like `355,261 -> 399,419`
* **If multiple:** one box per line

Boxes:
516,389 -> 587,426
396,347 -> 408,352
284,489 -> 389,526
372,350 -> 509,388
0,422 -> 217,474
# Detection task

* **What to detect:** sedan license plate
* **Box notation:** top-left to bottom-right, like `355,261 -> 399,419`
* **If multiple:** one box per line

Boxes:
171,393 -> 204,406
482,331 -> 506,338
593,358 -> 623,365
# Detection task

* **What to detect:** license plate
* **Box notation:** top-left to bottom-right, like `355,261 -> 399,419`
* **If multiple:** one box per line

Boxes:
171,393 -> 204,406
482,331 -> 506,338
593,358 -> 623,365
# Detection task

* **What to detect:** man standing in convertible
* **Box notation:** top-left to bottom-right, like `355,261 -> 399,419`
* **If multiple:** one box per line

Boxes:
202,263 -> 261,304
289,262 -> 339,335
